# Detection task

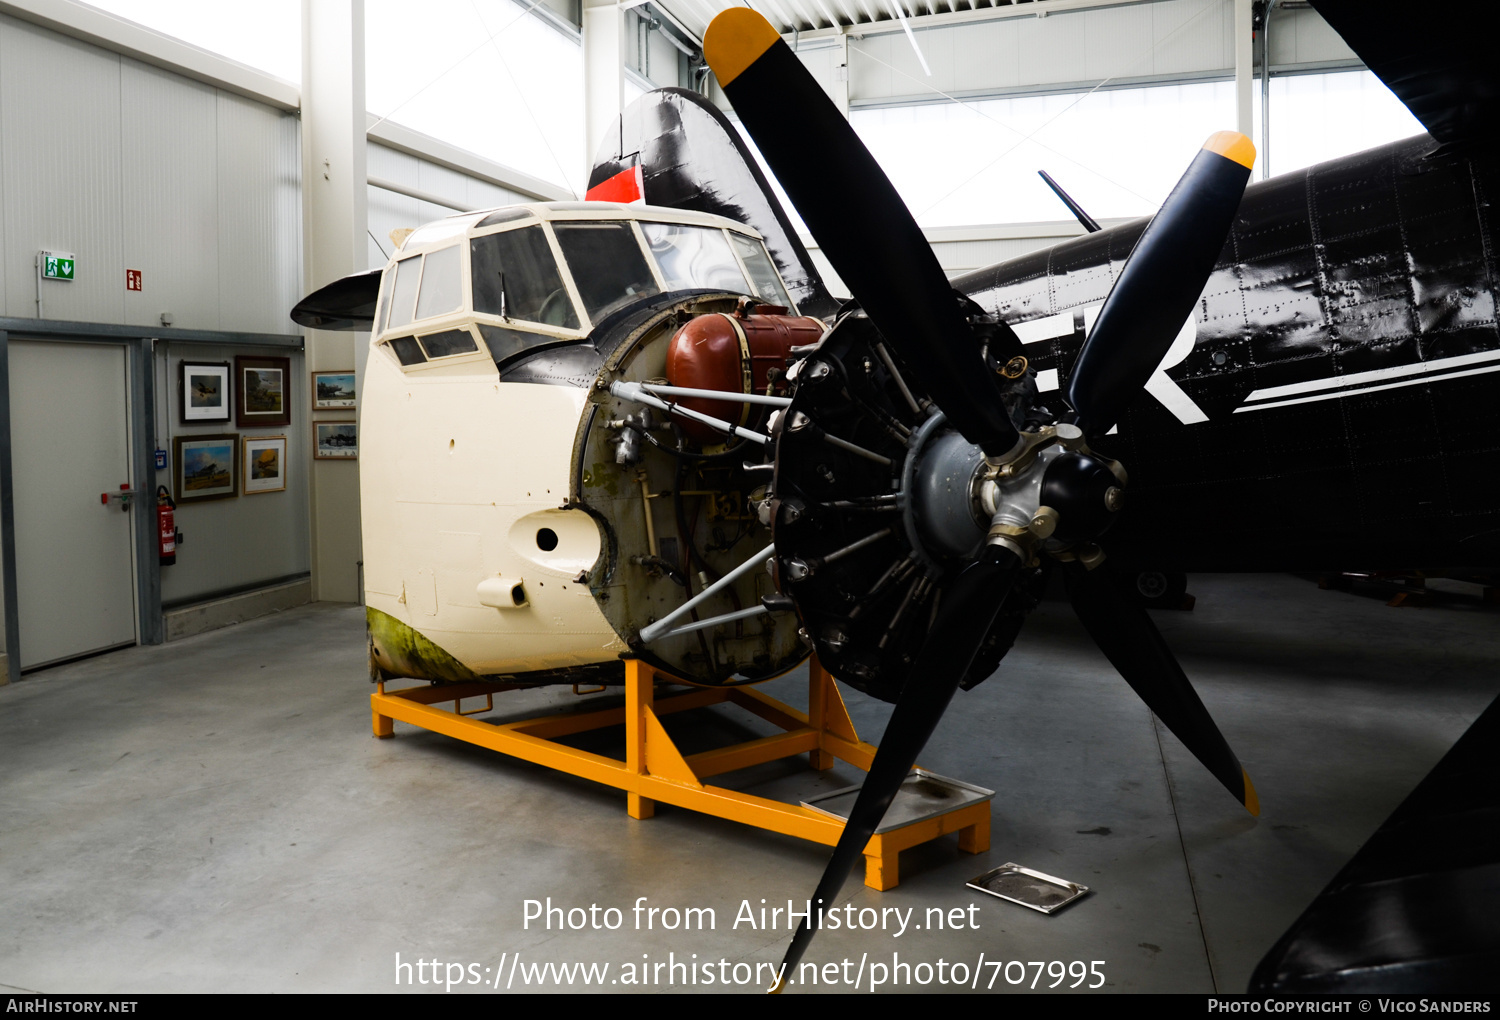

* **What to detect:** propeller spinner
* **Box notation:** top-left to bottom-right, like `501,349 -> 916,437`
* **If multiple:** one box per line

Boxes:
705,7 -> 1258,986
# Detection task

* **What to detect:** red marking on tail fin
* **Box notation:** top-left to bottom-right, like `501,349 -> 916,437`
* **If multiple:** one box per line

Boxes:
585,164 -> 644,204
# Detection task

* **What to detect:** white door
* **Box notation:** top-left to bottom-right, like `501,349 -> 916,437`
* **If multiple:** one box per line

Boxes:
10,340 -> 137,669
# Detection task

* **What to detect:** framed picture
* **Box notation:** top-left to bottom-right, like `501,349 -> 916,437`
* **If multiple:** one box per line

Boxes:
312,370 -> 357,409
242,435 -> 287,494
235,356 -> 291,428
179,361 -> 230,424
315,421 -> 357,460
174,434 -> 238,502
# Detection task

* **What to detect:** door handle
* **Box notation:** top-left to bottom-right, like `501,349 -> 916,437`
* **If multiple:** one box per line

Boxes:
101,483 -> 139,512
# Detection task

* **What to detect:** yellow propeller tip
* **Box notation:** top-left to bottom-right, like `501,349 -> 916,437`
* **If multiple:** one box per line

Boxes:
767,975 -> 786,994
1242,768 -> 1261,817
705,8 -> 782,87
1203,131 -> 1256,169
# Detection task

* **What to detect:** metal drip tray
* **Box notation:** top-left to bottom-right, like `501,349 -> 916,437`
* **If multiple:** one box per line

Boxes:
967,863 -> 1090,914
800,769 -> 994,834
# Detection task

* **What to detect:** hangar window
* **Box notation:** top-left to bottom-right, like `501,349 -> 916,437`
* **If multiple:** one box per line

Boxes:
728,233 -> 793,308
552,221 -> 660,323
413,245 -> 462,321
641,223 -> 748,294
471,226 -> 580,330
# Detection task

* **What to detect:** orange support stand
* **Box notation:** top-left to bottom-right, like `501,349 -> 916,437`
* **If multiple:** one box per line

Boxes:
370,656 -> 990,890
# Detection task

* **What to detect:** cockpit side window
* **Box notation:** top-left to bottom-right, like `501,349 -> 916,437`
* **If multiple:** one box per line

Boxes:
470,226 -> 579,330
641,222 -> 749,294
551,221 -> 661,323
729,233 -> 794,309
413,245 -> 462,320
387,253 -> 421,330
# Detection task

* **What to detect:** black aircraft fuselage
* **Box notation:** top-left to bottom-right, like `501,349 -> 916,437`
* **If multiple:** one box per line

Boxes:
958,133 -> 1500,572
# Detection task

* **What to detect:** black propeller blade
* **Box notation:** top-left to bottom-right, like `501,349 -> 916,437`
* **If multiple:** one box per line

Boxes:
1064,133 -> 1254,436
774,546 -> 1022,988
1062,558 -> 1258,814
703,9 -> 1022,461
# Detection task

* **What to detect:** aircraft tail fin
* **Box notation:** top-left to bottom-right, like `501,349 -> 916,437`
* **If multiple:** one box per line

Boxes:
588,87 -> 840,319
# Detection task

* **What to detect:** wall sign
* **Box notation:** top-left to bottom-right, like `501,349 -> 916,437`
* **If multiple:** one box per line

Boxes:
39,251 -> 75,281
126,270 -> 142,291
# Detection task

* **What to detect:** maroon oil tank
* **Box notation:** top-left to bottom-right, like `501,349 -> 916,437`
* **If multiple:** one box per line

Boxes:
665,305 -> 824,445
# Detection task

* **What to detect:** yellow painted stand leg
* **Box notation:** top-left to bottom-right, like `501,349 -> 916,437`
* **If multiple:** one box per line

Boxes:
958,814 -> 991,855
625,659 -> 655,819
864,842 -> 898,891
373,682 -> 394,738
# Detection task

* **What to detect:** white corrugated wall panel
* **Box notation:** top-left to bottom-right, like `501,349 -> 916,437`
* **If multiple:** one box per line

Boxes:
915,26 -> 957,97
1150,0 -> 1228,77
462,177 -> 525,211
367,143 -> 420,188
367,185 -> 419,270
1082,4 -> 1155,81
216,91 -> 302,335
0,15 -> 125,323
951,21 -> 1019,94
121,59 -> 221,331
1012,15 -> 1088,93
849,33 -> 897,103
417,160 -> 476,213
1275,6 -> 1356,66
367,144 -> 422,269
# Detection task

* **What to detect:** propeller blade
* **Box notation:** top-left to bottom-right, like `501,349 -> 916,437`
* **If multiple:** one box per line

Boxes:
704,9 -> 1021,460
1062,558 -> 1259,815
1064,132 -> 1254,436
775,546 -> 1021,987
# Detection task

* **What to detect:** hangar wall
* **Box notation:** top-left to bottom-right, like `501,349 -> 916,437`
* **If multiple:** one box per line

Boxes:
0,0 -> 584,681
772,0 -> 1356,110
0,13 -> 302,330
0,9 -> 309,677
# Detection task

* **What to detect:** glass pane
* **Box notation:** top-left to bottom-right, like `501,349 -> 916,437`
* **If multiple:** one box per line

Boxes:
375,262 -> 396,331
414,245 -> 462,320
388,336 -> 425,366
478,323 -> 545,364
641,222 -> 748,294
388,255 -> 421,329
552,222 -> 660,322
419,328 -> 478,358
729,233 -> 793,308
477,207 -> 533,228
470,226 -> 579,330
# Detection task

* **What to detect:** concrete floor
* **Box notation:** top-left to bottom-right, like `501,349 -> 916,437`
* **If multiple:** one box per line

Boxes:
1,574 -> 1496,995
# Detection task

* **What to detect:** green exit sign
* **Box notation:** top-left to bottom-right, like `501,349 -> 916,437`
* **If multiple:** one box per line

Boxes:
40,251 -> 75,281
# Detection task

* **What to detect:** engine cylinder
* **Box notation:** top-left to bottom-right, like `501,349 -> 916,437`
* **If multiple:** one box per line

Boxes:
665,308 -> 823,443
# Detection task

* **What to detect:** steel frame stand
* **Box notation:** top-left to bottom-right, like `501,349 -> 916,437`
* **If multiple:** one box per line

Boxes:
371,656 -> 990,890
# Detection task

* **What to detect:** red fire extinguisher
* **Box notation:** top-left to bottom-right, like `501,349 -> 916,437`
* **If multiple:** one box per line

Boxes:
156,485 -> 176,566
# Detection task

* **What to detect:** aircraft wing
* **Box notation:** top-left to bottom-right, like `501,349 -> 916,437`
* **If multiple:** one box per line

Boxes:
1311,0 -> 1497,151
290,268 -> 382,331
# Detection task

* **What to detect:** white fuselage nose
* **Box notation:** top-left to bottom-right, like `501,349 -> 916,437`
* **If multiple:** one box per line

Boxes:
360,346 -> 625,675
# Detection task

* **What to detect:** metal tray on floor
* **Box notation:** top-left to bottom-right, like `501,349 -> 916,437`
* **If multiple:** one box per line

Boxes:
967,863 -> 1090,914
800,769 -> 994,834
